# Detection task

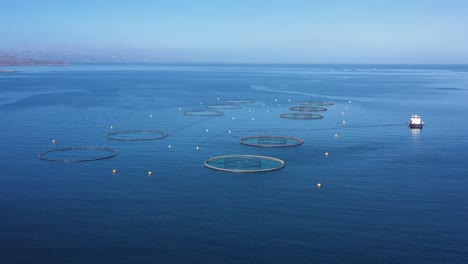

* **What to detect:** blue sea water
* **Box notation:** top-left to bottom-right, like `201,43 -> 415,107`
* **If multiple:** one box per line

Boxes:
0,64 -> 467,263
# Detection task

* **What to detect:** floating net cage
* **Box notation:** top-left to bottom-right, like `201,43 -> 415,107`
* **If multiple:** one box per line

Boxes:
224,99 -> 256,104
298,101 -> 335,106
207,104 -> 242,109
183,110 -> 224,116
106,130 -> 168,141
289,106 -> 327,112
280,113 -> 324,120
38,147 -> 118,162
240,136 -> 303,147
204,155 -> 285,173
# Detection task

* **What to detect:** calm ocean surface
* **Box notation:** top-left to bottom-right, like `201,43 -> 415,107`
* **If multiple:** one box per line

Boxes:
0,64 -> 467,263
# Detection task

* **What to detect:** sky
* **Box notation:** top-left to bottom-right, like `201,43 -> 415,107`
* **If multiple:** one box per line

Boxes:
2,0 -> 468,63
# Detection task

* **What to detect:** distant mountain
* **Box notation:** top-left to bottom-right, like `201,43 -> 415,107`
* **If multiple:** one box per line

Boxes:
0,54 -> 68,66
0,48 -> 187,64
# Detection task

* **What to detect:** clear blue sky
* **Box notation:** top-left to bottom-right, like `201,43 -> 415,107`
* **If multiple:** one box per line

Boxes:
2,0 -> 468,63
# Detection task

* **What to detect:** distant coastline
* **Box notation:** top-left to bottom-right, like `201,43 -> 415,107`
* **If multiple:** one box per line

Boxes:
0,54 -> 68,66
0,69 -> 17,73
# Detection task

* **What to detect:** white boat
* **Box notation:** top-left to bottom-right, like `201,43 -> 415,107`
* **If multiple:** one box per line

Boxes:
409,114 -> 424,129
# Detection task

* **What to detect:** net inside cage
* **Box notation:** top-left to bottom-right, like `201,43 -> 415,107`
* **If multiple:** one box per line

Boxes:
258,136 -> 287,145
223,156 -> 262,169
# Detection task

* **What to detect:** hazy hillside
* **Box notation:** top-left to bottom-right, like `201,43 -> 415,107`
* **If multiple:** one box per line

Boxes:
0,53 -> 67,66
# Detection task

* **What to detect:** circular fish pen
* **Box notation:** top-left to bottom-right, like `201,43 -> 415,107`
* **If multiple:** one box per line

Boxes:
280,113 -> 324,120
183,110 -> 224,116
38,147 -> 118,162
204,155 -> 285,173
207,104 -> 242,109
106,130 -> 168,141
224,99 -> 256,104
289,106 -> 327,112
240,136 -> 303,148
298,101 -> 335,106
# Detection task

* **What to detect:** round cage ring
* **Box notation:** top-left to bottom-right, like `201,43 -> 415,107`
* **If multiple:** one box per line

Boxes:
224,99 -> 256,104
289,106 -> 328,112
298,101 -> 335,106
280,113 -> 324,120
106,130 -> 168,141
207,104 -> 242,109
183,110 -> 224,116
204,155 -> 285,173
38,147 -> 118,162
240,136 -> 303,147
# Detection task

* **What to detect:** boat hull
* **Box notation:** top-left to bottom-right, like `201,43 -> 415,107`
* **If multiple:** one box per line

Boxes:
409,123 -> 424,129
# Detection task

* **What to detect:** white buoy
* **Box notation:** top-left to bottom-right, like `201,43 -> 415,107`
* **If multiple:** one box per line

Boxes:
148,171 -> 152,176
228,130 -> 231,134
341,112 -> 345,115
288,98 -> 291,102
52,139 -> 56,144
317,183 -> 322,188
168,144 -> 172,149
274,98 -> 277,102
325,152 -> 329,156
110,125 -> 114,129
112,169 -> 117,174
150,114 -> 152,118
178,107 -> 181,110
342,120 -> 346,124
251,117 -> 255,121
349,100 -> 352,104
205,128 -> 209,132
196,146 -> 200,150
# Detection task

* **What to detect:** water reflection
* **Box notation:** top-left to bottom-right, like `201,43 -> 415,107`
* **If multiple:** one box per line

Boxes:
411,128 -> 421,137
